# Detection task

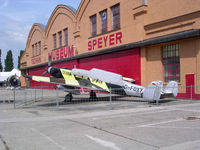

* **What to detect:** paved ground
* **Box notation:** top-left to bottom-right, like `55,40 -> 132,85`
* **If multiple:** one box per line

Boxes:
0,99 -> 200,150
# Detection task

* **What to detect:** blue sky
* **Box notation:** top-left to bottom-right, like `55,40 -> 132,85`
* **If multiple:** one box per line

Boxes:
0,0 -> 81,70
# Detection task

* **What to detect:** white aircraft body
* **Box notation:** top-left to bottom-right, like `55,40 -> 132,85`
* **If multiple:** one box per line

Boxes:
24,64 -> 178,102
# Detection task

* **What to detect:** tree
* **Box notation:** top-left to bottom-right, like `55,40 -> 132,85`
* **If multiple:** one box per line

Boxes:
18,50 -> 24,69
0,49 -> 3,71
4,50 -> 14,72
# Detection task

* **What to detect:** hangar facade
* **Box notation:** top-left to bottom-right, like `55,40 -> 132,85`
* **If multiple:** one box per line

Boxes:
20,0 -> 200,98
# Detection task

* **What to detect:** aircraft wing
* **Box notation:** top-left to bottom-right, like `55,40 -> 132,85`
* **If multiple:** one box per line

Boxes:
23,74 -> 110,92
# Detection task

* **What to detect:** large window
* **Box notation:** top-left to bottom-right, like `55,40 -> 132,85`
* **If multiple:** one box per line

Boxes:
90,14 -> 97,36
58,31 -> 62,48
32,45 -> 34,57
111,4 -> 120,30
100,10 -> 108,33
162,44 -> 180,82
38,41 -> 41,55
35,43 -> 38,56
64,28 -> 68,46
53,33 -> 57,49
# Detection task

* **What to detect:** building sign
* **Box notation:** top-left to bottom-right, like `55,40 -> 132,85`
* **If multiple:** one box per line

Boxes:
88,31 -> 122,51
48,45 -> 74,61
31,57 -> 41,65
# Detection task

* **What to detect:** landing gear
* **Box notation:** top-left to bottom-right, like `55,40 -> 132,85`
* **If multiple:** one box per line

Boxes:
89,90 -> 96,100
64,93 -> 73,102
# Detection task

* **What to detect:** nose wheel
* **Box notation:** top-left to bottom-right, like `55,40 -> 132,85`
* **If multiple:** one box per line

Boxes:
64,93 -> 73,102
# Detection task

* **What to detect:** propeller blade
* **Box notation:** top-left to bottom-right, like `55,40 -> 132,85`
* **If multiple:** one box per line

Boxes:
61,67 -> 72,70
41,71 -> 48,76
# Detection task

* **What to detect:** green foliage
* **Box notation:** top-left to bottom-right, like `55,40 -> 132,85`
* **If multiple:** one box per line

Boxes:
0,49 -> 3,72
18,50 -> 24,69
4,50 -> 14,72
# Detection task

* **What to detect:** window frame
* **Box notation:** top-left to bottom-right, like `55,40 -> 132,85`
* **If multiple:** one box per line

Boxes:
58,31 -> 62,48
35,43 -> 38,56
100,9 -> 108,34
64,28 -> 68,46
32,45 -> 34,57
162,44 -> 180,82
38,41 -> 41,55
111,3 -> 120,30
53,33 -> 57,49
90,14 -> 97,36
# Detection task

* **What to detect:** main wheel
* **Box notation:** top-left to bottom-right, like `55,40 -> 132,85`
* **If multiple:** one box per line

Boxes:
64,93 -> 73,102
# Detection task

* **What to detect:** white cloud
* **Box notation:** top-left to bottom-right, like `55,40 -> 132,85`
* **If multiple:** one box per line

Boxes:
0,0 -> 82,69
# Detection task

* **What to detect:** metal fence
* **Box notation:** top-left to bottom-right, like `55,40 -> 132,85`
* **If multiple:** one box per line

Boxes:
0,85 -> 200,109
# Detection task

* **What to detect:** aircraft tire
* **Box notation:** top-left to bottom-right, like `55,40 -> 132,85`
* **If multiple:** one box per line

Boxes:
64,93 -> 73,102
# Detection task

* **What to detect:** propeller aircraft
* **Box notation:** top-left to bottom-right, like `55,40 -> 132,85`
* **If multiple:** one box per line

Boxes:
23,58 -> 178,102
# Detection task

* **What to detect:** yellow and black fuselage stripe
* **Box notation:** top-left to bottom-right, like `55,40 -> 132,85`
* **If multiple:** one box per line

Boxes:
24,68 -> 125,94
60,69 -> 110,92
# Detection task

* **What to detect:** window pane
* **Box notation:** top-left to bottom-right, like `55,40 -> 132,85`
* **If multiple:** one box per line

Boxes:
53,34 -> 57,49
38,41 -> 41,55
64,28 -> 68,46
58,31 -> 62,48
100,10 -> 107,33
162,44 -> 180,82
32,45 -> 34,57
35,43 -> 38,56
90,15 -> 97,36
111,4 -> 120,30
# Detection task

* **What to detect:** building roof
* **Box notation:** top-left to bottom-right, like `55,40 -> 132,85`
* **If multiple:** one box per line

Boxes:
37,23 -> 46,31
32,4 -> 76,33
65,5 -> 77,14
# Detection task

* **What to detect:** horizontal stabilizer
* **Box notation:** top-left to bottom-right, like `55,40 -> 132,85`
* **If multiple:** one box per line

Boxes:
143,81 -> 163,101
164,81 -> 178,97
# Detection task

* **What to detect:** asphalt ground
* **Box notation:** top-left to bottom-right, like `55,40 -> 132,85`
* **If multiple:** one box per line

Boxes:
0,98 -> 200,150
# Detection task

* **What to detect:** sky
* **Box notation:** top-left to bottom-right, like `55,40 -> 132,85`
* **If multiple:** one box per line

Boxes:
0,0 -> 82,70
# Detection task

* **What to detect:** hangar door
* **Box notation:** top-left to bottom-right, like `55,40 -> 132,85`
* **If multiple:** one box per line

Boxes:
79,48 -> 141,85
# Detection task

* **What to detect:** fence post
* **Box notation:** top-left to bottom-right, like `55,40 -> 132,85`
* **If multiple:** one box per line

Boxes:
41,87 -> 43,101
3,89 -> 5,104
34,88 -> 36,102
190,85 -> 193,101
24,88 -> 27,105
109,88 -> 112,109
56,89 -> 59,108
13,89 -> 16,109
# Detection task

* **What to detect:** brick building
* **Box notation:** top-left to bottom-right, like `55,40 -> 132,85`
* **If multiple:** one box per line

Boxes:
20,0 -> 200,98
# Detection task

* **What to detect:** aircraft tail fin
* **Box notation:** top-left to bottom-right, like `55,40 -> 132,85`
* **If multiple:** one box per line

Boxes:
143,81 -> 163,101
163,81 -> 178,97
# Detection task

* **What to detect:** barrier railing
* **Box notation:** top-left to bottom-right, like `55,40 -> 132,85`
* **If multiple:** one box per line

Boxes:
0,85 -> 200,109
